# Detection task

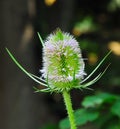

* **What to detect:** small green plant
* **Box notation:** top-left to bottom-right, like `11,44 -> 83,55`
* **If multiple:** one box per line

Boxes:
60,92 -> 120,129
6,29 -> 111,129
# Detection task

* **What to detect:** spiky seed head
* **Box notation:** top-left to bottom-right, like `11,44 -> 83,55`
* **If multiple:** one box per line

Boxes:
41,29 -> 86,92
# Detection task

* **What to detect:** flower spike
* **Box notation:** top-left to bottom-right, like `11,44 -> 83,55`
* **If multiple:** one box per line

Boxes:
40,29 -> 86,92
6,29 -> 111,93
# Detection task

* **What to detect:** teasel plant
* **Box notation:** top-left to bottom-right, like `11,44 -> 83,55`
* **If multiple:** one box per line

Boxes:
6,29 -> 111,129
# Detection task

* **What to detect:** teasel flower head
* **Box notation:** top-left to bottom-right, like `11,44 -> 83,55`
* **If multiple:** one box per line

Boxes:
6,29 -> 111,93
41,29 -> 86,92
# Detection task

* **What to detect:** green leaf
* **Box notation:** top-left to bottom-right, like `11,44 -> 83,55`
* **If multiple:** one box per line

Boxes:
82,92 -> 117,108
59,108 -> 99,129
111,99 -> 120,117
82,96 -> 103,108
59,117 -> 70,129
75,109 -> 99,126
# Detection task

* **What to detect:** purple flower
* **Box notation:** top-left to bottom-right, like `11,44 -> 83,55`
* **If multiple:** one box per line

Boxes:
41,29 -> 86,91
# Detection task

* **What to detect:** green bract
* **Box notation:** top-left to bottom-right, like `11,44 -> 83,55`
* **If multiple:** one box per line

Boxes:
6,29 -> 111,93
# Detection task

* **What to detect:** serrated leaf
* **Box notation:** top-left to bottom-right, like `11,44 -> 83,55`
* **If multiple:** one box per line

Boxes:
82,96 -> 103,108
82,92 -> 117,108
59,117 -> 70,129
75,109 -> 99,125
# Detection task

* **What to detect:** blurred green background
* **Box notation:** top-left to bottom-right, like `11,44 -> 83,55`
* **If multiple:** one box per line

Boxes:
0,0 -> 120,129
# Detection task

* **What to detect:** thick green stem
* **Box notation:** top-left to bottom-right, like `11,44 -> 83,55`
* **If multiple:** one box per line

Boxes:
62,91 -> 77,129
